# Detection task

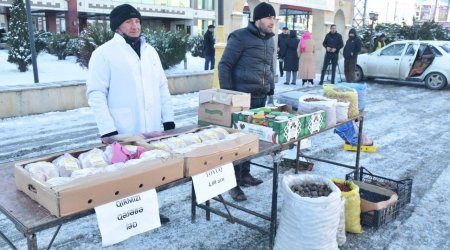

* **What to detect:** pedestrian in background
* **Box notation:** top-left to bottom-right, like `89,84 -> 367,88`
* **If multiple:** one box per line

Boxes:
86,4 -> 175,223
282,30 -> 300,85
278,27 -> 289,77
203,24 -> 215,70
343,28 -> 362,82
319,24 -> 343,85
372,33 -> 386,52
219,2 -> 276,202
297,31 -> 316,87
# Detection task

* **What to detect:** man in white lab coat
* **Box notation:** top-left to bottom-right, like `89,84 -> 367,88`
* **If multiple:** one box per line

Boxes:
87,4 -> 175,140
86,4 -> 174,223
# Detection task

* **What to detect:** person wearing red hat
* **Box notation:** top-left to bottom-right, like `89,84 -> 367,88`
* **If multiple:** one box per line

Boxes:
218,2 -> 276,202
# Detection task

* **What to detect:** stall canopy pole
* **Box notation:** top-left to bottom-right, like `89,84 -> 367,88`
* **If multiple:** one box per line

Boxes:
25,0 -> 39,83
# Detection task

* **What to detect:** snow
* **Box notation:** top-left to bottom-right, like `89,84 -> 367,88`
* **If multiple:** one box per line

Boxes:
1,48 -> 450,249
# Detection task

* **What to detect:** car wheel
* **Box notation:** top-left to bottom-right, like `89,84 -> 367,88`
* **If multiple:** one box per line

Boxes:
355,66 -> 363,82
424,72 -> 448,90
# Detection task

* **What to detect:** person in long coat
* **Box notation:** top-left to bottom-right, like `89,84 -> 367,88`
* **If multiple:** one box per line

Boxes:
282,30 -> 300,85
86,4 -> 174,223
297,31 -> 316,87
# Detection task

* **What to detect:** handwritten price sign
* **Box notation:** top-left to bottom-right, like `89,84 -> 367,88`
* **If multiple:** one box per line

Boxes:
192,163 -> 237,204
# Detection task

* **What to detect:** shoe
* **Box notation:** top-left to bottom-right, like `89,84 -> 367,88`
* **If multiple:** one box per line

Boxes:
239,173 -> 263,186
308,82 -> 314,88
283,82 -> 289,85
318,81 -> 323,85
291,82 -> 296,85
229,186 -> 247,201
160,214 -> 170,224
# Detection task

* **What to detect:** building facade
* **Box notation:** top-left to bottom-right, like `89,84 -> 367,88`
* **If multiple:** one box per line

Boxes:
0,0 -> 216,36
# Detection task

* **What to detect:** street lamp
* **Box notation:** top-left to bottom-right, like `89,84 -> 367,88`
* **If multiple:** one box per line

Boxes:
369,11 -> 379,52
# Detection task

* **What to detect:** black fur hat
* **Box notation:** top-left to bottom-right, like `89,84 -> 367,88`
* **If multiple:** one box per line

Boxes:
252,2 -> 276,22
110,4 -> 142,32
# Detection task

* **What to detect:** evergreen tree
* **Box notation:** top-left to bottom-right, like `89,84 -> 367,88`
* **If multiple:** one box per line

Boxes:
7,0 -> 31,72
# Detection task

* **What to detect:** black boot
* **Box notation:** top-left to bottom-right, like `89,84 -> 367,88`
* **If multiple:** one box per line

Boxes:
160,214 -> 170,224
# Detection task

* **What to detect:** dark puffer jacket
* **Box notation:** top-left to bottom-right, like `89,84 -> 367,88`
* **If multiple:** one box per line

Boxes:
343,28 -> 362,60
218,22 -> 275,97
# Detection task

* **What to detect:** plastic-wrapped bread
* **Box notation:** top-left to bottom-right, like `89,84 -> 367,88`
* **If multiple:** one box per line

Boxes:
104,162 -> 125,172
78,148 -> 108,169
46,177 -> 74,187
25,161 -> 60,182
140,149 -> 171,160
196,129 -> 222,141
209,127 -> 229,139
52,153 -> 81,177
178,133 -> 202,145
149,140 -> 171,151
163,137 -> 187,150
71,167 -> 103,179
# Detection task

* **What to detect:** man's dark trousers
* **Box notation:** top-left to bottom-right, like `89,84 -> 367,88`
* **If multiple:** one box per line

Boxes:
320,52 -> 338,84
234,96 -> 267,182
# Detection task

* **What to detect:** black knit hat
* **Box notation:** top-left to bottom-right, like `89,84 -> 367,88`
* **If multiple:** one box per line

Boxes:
252,2 -> 276,22
110,4 -> 142,32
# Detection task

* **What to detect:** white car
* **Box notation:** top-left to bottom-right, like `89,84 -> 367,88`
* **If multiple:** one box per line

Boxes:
345,40 -> 450,90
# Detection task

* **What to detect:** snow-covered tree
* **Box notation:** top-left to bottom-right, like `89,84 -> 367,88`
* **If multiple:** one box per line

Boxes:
7,0 -> 31,72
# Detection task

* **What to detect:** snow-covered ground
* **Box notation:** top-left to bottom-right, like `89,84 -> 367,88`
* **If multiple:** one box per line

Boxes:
1,49 -> 450,249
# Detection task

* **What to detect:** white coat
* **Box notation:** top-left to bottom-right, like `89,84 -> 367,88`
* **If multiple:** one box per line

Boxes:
86,34 -> 174,136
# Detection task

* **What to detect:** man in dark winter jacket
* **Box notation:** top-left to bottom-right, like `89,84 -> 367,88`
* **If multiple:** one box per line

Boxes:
278,27 -> 289,77
203,24 -> 215,70
319,24 -> 344,84
343,28 -> 362,82
218,2 -> 276,202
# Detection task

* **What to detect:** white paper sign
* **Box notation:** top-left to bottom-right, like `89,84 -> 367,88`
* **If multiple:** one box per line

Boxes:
95,189 -> 161,246
192,163 -> 237,204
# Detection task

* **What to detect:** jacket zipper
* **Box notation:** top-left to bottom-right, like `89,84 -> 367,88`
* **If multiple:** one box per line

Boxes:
263,39 -> 266,88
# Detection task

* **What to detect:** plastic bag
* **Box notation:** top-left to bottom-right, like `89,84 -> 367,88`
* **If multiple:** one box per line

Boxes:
336,82 -> 367,112
274,175 -> 342,250
323,84 -> 358,118
78,148 -> 108,169
298,94 -> 337,128
336,101 -> 350,122
334,121 -> 373,146
331,178 -> 363,234
52,153 -> 81,177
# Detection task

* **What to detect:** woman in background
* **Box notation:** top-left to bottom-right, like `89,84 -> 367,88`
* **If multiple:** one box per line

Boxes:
297,31 -> 316,87
282,30 -> 300,85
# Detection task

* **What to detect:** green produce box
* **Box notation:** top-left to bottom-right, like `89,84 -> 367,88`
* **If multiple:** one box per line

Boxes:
232,105 -> 316,144
301,110 -> 327,136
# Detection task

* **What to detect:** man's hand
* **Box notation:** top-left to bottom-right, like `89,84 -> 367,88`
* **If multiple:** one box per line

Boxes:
331,48 -> 336,53
101,131 -> 118,144
326,47 -> 331,52
163,122 -> 176,131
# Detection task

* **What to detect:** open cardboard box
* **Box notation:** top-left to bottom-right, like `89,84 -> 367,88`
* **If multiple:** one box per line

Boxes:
135,126 -> 259,177
354,180 -> 398,212
15,146 -> 184,217
198,89 -> 250,127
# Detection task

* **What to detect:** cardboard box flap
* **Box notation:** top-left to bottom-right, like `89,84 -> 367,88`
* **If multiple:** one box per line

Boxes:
199,89 -> 250,107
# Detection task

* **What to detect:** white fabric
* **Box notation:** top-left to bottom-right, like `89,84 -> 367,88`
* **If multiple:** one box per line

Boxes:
86,34 -> 174,136
274,175 -> 342,250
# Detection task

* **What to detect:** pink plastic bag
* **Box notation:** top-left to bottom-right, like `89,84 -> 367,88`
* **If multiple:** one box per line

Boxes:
111,142 -> 146,164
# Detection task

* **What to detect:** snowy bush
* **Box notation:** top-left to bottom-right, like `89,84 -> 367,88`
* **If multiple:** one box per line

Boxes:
34,30 -> 52,54
189,35 -> 204,58
76,21 -> 113,68
47,33 -> 72,60
7,0 -> 31,72
142,28 -> 189,69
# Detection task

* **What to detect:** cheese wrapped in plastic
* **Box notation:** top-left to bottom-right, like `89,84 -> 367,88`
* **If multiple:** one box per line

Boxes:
46,177 -> 74,187
25,161 -> 59,182
52,153 -> 81,177
78,148 -> 108,169
178,133 -> 202,145
140,149 -> 171,160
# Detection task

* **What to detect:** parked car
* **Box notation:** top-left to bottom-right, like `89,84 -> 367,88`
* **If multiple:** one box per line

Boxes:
340,40 -> 450,90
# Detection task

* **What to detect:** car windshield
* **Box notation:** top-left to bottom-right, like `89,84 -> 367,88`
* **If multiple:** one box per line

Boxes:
439,43 -> 450,53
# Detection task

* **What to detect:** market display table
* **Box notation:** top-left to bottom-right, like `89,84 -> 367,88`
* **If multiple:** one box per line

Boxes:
191,114 -> 365,249
0,115 -> 365,249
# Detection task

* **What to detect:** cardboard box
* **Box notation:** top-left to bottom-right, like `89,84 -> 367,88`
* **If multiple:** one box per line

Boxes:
301,110 -> 327,136
231,106 -> 326,144
198,89 -> 250,127
15,148 -> 184,217
136,127 -> 259,177
354,181 -> 399,212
